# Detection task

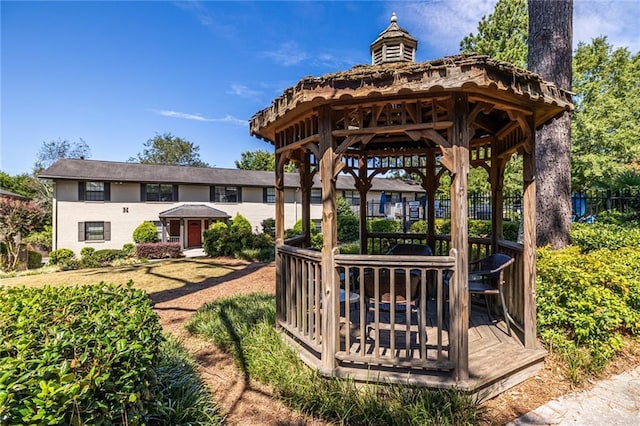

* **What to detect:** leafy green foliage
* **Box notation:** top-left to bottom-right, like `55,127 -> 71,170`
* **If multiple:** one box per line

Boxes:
47,248 -> 76,265
234,149 -> 296,172
570,223 -> 640,252
460,0 -> 527,67
188,293 -> 483,425
27,250 -> 42,269
133,221 -> 159,244
23,225 -> 53,252
368,218 -> 401,233
572,37 -> 640,190
261,217 -> 275,238
0,283 -> 164,424
338,216 -> 359,242
203,217 -> 274,260
536,246 -> 640,381
0,198 -> 46,270
129,132 -> 210,167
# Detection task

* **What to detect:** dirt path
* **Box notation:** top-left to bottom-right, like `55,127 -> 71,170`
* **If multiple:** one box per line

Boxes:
151,257 -> 640,425
151,258 -> 324,426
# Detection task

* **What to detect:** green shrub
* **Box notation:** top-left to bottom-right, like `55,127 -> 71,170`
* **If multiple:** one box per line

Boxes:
368,218 -> 401,233
0,283 -> 164,424
122,243 -> 136,258
261,217 -> 276,238
27,250 -> 42,269
133,221 -> 159,244
203,222 -> 230,257
570,223 -> 640,252
409,219 -> 427,234
80,246 -> 95,258
596,210 -> 640,226
339,242 -> 360,254
23,225 -> 53,252
338,215 -> 359,242
291,219 -> 319,236
311,233 -> 324,250
48,248 -> 76,265
537,245 -> 640,380
337,196 -> 356,217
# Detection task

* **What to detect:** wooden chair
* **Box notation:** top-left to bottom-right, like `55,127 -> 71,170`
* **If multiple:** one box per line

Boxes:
468,254 -> 515,335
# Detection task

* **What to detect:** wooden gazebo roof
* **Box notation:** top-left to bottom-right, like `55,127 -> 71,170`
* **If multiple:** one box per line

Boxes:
250,53 -> 572,143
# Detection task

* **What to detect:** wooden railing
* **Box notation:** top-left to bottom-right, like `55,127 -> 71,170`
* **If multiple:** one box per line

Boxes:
277,245 -> 322,353
367,233 -> 427,254
334,253 -> 457,371
496,240 -> 525,331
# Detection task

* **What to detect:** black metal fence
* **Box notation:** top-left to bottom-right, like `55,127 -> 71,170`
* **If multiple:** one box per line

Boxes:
361,188 -> 640,222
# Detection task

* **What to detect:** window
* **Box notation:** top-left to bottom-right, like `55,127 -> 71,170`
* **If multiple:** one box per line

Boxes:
78,221 -> 111,241
386,192 -> 403,203
211,186 -> 241,203
142,184 -> 177,202
311,189 -> 322,204
264,187 -> 276,203
343,190 -> 360,206
78,181 -> 110,201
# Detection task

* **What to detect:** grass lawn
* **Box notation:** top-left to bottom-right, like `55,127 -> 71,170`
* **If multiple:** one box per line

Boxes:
0,257 -> 236,294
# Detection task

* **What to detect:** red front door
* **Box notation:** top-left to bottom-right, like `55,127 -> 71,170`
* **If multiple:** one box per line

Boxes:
187,220 -> 202,247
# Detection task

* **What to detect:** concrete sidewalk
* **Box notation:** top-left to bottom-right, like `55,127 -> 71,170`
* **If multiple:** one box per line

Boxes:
509,365 -> 640,425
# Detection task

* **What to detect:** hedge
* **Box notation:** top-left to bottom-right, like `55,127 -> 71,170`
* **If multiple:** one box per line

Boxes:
0,283 -> 164,424
136,242 -> 183,259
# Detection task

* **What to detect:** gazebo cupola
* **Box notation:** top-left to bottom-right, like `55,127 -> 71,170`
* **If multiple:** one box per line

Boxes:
370,13 -> 418,64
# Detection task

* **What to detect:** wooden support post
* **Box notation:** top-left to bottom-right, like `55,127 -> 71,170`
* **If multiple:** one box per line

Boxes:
275,153 -> 285,328
449,93 -> 470,382
299,155 -> 312,248
358,155 -> 370,254
319,106 -> 338,373
522,116 -> 537,349
490,141 -> 505,252
425,150 -> 437,251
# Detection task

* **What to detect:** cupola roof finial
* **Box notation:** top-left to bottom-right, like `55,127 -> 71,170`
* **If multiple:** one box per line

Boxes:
370,13 -> 418,65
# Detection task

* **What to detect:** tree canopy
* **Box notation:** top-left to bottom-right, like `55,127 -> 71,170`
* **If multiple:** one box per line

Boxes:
0,198 -> 46,270
235,149 -> 296,172
34,138 -> 91,173
572,37 -> 640,190
460,0 -> 528,68
129,133 -> 210,167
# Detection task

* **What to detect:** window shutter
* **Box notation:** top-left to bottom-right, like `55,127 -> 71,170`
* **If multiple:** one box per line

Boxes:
104,222 -> 111,241
104,182 -> 111,201
78,182 -> 85,201
173,185 -> 179,201
78,222 -> 85,241
140,184 -> 146,202
237,187 -> 242,203
210,186 -> 215,202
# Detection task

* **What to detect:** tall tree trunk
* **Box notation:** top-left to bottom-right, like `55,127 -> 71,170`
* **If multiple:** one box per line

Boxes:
528,0 -> 573,248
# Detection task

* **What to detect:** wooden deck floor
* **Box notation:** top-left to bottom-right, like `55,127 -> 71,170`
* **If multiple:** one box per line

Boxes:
329,297 -> 547,398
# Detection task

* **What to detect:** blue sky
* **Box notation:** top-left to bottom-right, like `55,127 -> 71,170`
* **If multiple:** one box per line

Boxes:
2,0 -> 639,176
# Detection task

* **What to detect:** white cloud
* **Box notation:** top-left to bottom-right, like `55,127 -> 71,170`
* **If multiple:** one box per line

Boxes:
261,42 -> 310,66
392,0 -> 498,58
574,0 -> 640,52
152,110 -> 247,126
227,84 -> 262,99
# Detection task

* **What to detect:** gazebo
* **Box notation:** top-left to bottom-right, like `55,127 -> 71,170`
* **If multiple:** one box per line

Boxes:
250,15 -> 572,398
